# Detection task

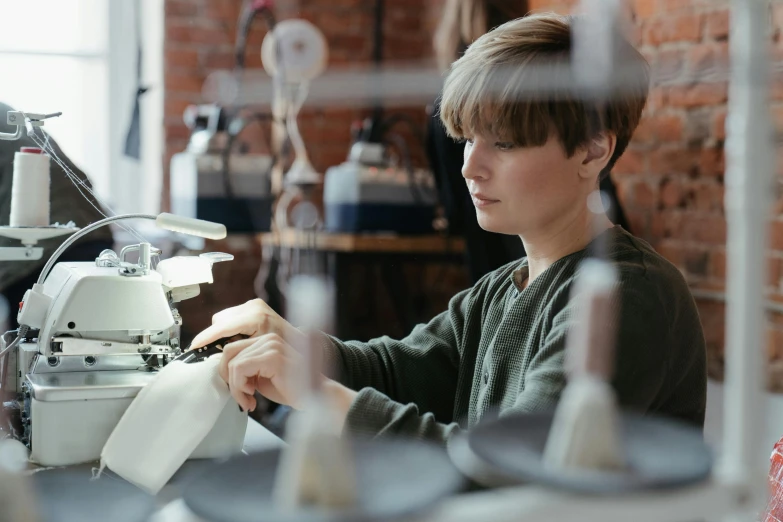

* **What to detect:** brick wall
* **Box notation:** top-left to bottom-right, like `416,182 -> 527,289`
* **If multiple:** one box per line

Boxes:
164,0 -> 436,203
164,0 -> 466,342
165,0 -> 783,386
528,0 -> 783,386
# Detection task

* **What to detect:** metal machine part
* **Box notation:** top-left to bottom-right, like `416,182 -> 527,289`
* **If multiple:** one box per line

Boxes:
323,152 -> 437,234
4,243 -> 235,466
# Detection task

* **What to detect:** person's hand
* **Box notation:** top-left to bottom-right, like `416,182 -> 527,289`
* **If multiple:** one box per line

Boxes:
220,333 -> 358,418
190,299 -> 306,350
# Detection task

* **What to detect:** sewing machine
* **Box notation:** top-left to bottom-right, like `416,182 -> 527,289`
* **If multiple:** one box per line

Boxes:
169,104 -> 275,251
4,240 -> 248,467
323,142 -> 438,234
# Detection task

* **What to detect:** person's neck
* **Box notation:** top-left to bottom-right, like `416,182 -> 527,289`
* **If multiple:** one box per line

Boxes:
520,208 -> 614,284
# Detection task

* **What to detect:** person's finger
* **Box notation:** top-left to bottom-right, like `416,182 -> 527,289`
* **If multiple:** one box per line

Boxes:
190,313 -> 258,349
218,337 -> 258,383
210,302 -> 251,323
228,348 -> 285,408
225,341 -> 274,408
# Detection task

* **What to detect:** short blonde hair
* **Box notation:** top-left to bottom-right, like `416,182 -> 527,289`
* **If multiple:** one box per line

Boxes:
439,13 -> 650,178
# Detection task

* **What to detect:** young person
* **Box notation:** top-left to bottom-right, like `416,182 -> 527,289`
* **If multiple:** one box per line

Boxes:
191,13 -> 707,446
427,0 -> 630,283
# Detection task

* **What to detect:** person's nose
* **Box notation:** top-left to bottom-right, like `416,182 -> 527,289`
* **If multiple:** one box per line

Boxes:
462,141 -> 490,181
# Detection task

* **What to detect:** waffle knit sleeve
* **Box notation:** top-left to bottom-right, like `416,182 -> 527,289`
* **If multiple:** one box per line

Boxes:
320,284 -> 479,425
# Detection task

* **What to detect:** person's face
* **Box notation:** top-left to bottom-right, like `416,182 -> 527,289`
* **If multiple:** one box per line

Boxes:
462,133 -> 606,236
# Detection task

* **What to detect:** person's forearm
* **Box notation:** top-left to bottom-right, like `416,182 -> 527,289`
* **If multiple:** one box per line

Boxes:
321,379 -> 358,431
341,388 -> 462,446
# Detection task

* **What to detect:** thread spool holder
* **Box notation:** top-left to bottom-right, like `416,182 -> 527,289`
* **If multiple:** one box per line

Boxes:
0,110 -> 76,261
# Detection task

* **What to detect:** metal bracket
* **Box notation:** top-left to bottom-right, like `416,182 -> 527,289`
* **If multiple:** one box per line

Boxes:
0,246 -> 44,261
0,111 -> 62,141
50,337 -> 176,356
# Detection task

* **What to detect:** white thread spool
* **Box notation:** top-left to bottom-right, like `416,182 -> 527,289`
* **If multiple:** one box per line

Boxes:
10,147 -> 50,227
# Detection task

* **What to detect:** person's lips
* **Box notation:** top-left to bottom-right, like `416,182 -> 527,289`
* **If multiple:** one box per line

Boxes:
471,192 -> 500,208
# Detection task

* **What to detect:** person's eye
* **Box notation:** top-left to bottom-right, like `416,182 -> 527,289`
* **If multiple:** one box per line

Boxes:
495,142 -> 515,151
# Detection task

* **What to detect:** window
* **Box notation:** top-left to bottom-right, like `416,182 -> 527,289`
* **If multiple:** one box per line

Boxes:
0,0 -> 163,218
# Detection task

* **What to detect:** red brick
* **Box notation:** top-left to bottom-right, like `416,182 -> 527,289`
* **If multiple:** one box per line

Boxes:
656,240 -> 684,267
654,114 -> 684,142
165,123 -> 191,141
317,10 -> 374,35
713,108 -> 727,141
660,177 -> 684,208
241,47 -> 264,69
631,26 -> 648,48
644,13 -> 703,45
681,214 -> 727,245
650,210 -> 683,239
656,49 -> 686,83
243,20 -> 271,47
709,248 -> 726,280
164,71 -> 205,94
770,257 -> 783,290
629,180 -> 658,209
659,0 -> 713,12
202,0 -> 242,22
642,87 -> 666,113
667,83 -> 728,108
613,149 -> 645,176
625,209 -> 650,237
766,327 -> 783,360
528,0 -> 577,14
687,43 -> 729,80
689,181 -> 724,213
633,116 -> 655,144
705,9 -> 730,41
202,50 -> 235,70
164,98 -> 192,119
699,146 -> 725,178
165,48 -> 199,69
771,220 -> 783,251
632,0 -> 657,20
165,0 -> 199,18
650,148 -> 699,176
683,247 -> 710,277
165,22 -> 232,46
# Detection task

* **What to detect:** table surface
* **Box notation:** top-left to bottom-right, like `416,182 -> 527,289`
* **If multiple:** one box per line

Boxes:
258,229 -> 466,254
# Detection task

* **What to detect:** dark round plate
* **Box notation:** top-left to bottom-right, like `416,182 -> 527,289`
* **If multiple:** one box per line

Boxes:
447,429 -> 522,488
468,411 -> 713,494
183,439 -> 465,522
31,466 -> 155,522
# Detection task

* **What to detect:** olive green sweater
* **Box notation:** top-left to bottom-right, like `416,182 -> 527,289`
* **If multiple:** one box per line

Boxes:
322,227 -> 707,446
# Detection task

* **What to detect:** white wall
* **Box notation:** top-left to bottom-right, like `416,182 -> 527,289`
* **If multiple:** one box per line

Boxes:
704,379 -> 783,465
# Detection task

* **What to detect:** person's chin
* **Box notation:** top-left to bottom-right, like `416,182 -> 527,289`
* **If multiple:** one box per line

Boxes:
476,215 -> 509,234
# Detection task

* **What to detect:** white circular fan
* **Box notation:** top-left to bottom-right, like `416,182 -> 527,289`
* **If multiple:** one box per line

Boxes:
261,19 -> 328,84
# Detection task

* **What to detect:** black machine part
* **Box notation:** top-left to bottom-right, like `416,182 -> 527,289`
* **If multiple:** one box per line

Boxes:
183,438 -> 465,522
467,411 -> 713,494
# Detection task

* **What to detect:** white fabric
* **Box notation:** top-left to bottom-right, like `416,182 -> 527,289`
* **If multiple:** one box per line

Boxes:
100,357 -> 243,494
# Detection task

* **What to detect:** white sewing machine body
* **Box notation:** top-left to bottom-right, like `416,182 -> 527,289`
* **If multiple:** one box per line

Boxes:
8,249 -> 247,467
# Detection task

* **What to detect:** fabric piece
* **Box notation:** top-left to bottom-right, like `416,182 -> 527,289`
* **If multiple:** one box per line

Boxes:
100,357 -> 234,494
323,226 -> 707,446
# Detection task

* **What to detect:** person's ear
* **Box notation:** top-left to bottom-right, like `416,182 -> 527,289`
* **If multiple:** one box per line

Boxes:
578,133 -> 616,181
